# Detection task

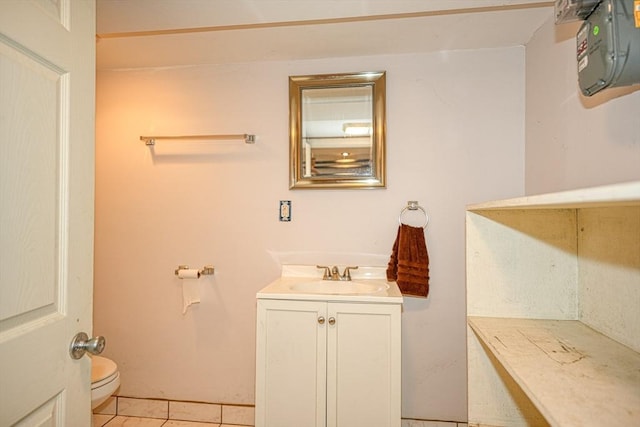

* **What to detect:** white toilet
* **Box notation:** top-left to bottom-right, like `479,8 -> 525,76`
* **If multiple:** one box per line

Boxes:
91,355 -> 120,409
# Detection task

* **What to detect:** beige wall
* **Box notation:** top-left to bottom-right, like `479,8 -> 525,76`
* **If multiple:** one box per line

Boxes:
525,16 -> 640,195
94,48 -> 525,422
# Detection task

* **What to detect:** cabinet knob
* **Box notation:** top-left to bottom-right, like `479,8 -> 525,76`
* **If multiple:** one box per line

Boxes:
318,316 -> 325,324
328,317 -> 336,325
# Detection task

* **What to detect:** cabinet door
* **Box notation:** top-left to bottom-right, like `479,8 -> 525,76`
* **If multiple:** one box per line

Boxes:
256,299 -> 327,427
327,303 -> 401,427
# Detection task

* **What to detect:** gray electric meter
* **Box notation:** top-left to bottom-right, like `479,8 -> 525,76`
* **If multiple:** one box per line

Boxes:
577,0 -> 640,96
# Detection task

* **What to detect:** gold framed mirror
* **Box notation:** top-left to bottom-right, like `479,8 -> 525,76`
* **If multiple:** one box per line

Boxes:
289,71 -> 386,189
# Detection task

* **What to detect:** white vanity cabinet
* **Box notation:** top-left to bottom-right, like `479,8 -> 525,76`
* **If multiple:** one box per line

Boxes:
255,289 -> 402,427
466,182 -> 640,426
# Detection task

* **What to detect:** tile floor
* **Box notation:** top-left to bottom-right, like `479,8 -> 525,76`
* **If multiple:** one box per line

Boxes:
93,414 -> 251,426
93,415 -> 467,427
93,396 -> 253,427
93,396 -> 467,427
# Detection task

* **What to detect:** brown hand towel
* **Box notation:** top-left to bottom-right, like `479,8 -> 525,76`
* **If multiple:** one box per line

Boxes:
386,224 -> 430,297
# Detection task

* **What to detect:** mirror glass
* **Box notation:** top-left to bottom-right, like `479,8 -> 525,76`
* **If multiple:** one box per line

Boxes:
289,71 -> 386,189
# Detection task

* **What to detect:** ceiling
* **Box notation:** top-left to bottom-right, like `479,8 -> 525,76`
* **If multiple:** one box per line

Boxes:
96,0 -> 555,70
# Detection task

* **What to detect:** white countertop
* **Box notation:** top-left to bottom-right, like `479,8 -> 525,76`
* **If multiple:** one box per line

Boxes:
257,265 -> 403,303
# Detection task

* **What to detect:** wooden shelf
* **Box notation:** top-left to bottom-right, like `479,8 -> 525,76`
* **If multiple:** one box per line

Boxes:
468,316 -> 640,426
467,181 -> 640,211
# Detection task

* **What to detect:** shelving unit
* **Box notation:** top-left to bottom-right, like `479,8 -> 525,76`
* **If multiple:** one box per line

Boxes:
465,182 -> 640,426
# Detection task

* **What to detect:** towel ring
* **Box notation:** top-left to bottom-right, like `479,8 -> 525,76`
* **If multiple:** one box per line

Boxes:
398,201 -> 429,229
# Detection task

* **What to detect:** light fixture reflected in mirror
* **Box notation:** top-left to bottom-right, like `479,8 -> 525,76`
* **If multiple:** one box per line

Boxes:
337,151 -> 356,164
343,123 -> 372,136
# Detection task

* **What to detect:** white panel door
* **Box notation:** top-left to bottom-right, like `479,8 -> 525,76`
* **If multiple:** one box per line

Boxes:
255,299 -> 327,427
326,302 -> 402,427
0,1 -> 95,425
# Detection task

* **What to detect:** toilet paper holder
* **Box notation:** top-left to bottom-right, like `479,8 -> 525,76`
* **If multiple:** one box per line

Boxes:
175,265 -> 215,277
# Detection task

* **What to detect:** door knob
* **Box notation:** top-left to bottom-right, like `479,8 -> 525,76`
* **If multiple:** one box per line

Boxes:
69,332 -> 106,360
328,317 -> 336,325
318,316 -> 325,324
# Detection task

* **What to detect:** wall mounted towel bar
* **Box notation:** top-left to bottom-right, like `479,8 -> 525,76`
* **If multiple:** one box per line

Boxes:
399,200 -> 429,229
140,134 -> 255,146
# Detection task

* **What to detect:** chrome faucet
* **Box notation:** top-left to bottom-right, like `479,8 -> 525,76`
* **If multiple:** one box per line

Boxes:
341,266 -> 358,281
317,265 -> 332,280
317,265 -> 359,281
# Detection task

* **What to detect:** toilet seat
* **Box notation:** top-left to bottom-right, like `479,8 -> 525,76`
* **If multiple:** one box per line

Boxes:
91,355 -> 119,389
91,355 -> 120,410
92,370 -> 120,390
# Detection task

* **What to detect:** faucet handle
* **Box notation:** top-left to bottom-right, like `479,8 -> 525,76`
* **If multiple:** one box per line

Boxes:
316,265 -> 331,280
342,266 -> 359,281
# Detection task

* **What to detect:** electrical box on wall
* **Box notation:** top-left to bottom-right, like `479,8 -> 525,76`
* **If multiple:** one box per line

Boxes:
576,0 -> 640,96
555,0 -> 601,23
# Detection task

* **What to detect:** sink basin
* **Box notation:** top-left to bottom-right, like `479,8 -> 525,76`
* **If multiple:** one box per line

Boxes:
290,280 -> 389,295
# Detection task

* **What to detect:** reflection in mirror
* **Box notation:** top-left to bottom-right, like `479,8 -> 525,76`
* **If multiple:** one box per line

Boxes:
289,71 -> 386,189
